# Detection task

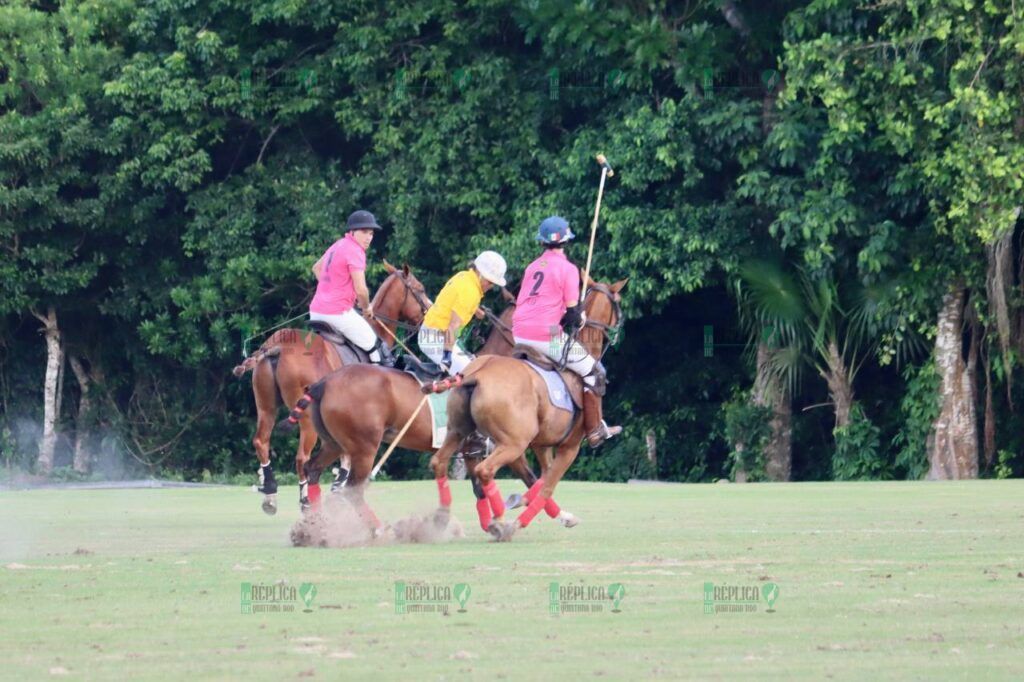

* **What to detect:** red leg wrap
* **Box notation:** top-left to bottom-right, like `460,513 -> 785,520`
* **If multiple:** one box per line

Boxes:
517,494 -> 549,528
436,476 -> 452,507
475,498 -> 493,532
482,481 -> 505,518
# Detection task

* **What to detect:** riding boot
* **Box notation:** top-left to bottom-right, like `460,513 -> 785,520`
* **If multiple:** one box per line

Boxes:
371,338 -> 397,368
582,389 -> 622,448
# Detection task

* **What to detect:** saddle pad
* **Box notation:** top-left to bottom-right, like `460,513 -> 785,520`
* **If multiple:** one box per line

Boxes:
426,391 -> 449,448
405,369 -> 450,447
523,361 -> 574,413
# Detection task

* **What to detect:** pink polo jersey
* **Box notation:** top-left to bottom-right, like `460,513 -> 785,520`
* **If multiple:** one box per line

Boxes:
309,233 -> 366,314
512,250 -> 580,342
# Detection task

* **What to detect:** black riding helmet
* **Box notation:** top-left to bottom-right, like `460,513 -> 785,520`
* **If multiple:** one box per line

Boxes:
346,210 -> 382,231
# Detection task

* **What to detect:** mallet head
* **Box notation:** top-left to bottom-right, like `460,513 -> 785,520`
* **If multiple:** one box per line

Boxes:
595,153 -> 614,177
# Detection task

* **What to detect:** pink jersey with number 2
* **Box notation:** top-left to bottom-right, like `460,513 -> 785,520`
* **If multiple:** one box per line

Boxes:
512,250 -> 580,342
309,233 -> 367,314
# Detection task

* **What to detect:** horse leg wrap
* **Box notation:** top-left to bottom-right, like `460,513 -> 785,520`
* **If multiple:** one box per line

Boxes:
358,501 -> 382,529
544,497 -> 561,518
482,481 -> 505,519
287,393 -> 314,424
523,479 -> 543,505
523,479 -> 560,517
307,483 -> 322,509
517,493 -> 549,528
475,498 -> 493,532
436,476 -> 452,507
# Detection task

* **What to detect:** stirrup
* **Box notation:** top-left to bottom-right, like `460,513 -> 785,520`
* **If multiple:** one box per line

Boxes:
586,420 -> 622,448
369,338 -> 396,368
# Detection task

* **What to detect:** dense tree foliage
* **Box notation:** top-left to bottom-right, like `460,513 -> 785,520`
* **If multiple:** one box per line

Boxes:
2,0 -> 1022,482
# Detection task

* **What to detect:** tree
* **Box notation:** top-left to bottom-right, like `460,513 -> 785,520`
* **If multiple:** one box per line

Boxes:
0,1 -> 130,471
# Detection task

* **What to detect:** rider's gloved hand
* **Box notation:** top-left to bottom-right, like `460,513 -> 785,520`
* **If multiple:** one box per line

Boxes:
560,304 -> 583,332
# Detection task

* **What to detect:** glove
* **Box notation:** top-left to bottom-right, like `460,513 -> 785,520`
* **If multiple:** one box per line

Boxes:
560,305 -> 583,331
442,349 -> 453,366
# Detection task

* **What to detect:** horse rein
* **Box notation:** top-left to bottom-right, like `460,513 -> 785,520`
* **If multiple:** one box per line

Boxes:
580,282 -> 624,361
369,271 -> 431,336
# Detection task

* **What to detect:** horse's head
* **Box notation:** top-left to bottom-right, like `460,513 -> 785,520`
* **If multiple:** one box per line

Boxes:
379,260 -> 432,326
580,276 -> 628,359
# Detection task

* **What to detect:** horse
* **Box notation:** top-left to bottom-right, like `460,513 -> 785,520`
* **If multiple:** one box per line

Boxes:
285,278 -> 625,537
428,278 -> 627,541
231,261 -> 431,514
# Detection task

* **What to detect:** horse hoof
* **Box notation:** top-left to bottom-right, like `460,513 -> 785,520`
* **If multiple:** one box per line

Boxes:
371,524 -> 394,542
505,493 -> 524,510
299,498 -> 311,514
432,507 -> 451,529
262,495 -> 278,516
557,511 -> 579,528
488,520 -> 517,542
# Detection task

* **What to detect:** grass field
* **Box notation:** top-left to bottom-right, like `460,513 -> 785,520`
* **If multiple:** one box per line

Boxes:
1,480 -> 1023,680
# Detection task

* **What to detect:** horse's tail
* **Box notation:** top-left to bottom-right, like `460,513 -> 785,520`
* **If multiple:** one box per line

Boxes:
276,380 -> 325,433
448,377 -> 479,438
232,345 -> 281,378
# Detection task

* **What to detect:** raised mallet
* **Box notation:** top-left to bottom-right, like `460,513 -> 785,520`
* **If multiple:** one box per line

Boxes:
580,154 -> 614,304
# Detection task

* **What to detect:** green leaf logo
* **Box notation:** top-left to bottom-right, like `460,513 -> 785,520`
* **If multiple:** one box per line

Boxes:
608,583 -> 625,612
454,583 -> 471,612
299,583 -> 317,611
762,582 -> 779,612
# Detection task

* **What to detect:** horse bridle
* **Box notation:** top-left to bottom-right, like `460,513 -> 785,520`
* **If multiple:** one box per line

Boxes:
370,271 -> 431,338
580,282 -> 624,359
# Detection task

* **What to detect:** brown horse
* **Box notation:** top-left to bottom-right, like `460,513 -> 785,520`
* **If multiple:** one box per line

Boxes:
287,279 -> 624,536
429,278 -> 627,541
232,261 -> 431,514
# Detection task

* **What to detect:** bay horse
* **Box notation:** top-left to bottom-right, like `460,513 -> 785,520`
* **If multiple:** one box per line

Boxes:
285,278 -> 624,537
429,278 -> 627,541
232,261 -> 431,514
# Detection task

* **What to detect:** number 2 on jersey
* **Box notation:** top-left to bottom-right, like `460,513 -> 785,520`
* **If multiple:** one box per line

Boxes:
529,271 -> 545,296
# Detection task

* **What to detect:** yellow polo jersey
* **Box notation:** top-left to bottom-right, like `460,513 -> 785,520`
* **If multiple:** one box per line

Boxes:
423,270 -> 483,332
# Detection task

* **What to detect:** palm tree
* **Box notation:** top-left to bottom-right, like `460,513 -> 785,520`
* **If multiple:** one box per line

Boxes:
733,258 -> 920,479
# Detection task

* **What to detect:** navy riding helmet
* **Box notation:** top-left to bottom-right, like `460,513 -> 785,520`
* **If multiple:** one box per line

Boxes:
536,216 -> 575,245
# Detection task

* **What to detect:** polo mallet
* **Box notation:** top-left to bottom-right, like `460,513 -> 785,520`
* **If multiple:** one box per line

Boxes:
581,153 -> 613,302
367,306 -> 450,480
559,154 -> 614,368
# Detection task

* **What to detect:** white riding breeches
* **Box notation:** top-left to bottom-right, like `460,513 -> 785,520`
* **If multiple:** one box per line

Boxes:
513,335 -> 597,387
309,309 -> 381,362
418,327 -> 474,375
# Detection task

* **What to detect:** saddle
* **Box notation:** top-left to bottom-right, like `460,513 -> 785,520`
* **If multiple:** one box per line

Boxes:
510,345 -> 583,412
401,354 -> 445,383
307,320 -> 370,365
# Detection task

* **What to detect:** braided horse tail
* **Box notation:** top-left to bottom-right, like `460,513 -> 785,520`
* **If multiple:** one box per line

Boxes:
231,345 -> 282,378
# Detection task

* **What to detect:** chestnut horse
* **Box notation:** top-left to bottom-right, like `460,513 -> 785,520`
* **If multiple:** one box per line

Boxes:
286,278 -> 624,535
232,262 -> 431,514
429,278 -> 627,541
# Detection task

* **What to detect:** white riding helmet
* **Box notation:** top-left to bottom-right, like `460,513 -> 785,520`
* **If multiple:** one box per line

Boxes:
473,250 -> 507,286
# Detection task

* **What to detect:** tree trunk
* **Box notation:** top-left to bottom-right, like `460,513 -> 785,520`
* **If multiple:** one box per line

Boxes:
927,286 -> 979,480
32,307 -> 63,474
822,340 -> 854,430
733,441 -> 748,483
985,213 -> 1017,406
753,342 -> 792,481
69,355 -> 93,474
645,429 -> 658,479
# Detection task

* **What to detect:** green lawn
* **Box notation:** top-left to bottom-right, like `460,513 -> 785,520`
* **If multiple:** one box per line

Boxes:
1,480 -> 1022,680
